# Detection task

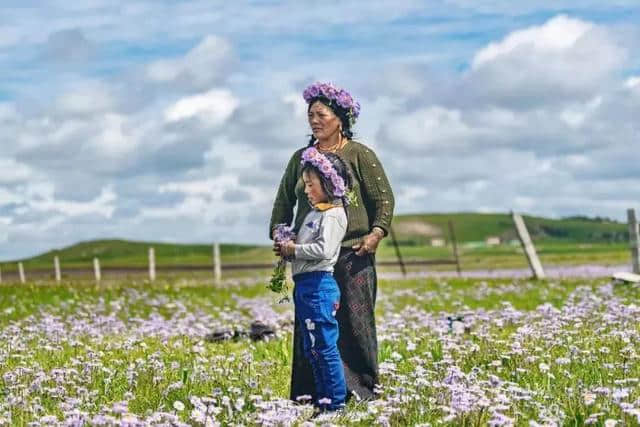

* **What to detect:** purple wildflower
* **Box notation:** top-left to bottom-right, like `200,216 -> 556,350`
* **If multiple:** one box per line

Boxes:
299,147 -> 347,199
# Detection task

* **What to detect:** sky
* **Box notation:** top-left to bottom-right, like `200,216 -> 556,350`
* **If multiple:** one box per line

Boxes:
1,1 -> 639,260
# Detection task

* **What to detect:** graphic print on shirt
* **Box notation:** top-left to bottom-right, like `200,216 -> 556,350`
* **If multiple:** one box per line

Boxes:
305,218 -> 321,234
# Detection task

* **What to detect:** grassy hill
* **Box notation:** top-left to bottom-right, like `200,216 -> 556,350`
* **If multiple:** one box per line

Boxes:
2,239 -> 272,272
392,212 -> 627,245
0,213 -> 630,273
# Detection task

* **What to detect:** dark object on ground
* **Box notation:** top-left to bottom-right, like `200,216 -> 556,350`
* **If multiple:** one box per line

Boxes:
204,321 -> 276,343
249,321 -> 276,340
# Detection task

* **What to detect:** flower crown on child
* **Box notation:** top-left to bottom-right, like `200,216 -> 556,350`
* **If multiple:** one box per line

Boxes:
302,82 -> 360,127
300,147 -> 347,198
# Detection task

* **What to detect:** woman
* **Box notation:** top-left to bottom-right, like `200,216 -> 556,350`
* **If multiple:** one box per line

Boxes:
270,82 -> 394,403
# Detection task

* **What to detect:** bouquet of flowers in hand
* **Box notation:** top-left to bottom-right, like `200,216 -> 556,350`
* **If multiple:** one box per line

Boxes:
269,224 -> 296,303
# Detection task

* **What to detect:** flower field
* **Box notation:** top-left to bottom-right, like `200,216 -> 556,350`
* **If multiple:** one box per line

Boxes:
1,276 -> 639,426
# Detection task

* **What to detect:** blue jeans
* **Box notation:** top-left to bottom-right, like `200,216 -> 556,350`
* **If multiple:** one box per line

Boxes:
293,271 -> 346,410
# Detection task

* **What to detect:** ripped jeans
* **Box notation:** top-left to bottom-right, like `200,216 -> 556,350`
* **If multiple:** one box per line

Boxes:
293,271 -> 346,410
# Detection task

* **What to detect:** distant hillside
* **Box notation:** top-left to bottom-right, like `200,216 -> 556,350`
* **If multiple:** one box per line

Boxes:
391,212 -> 627,245
5,239 -> 269,271
1,213 -> 628,270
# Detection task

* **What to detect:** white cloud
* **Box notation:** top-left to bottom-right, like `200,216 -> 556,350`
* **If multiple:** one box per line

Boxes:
44,28 -> 95,62
164,89 -> 237,126
380,106 -> 474,152
1,5 -> 640,260
0,26 -> 20,47
625,76 -> 640,89
55,81 -> 115,115
0,187 -> 22,206
0,216 -> 11,244
0,103 -> 18,122
158,177 -> 231,197
472,15 -> 593,68
28,186 -> 117,218
467,15 -> 625,105
90,113 -> 136,157
282,93 -> 307,120
140,195 -> 211,220
0,158 -> 33,183
146,35 -> 231,88
559,96 -> 602,129
141,174 -> 271,224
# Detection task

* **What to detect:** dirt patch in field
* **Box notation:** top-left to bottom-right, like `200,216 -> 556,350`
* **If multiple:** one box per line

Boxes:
395,221 -> 443,237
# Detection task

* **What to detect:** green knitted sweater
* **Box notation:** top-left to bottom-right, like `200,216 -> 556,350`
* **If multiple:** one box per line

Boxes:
269,141 -> 395,248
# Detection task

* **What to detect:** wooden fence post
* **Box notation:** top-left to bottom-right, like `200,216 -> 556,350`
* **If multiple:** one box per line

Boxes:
388,225 -> 406,277
0,265 -> 2,284
54,256 -> 61,282
93,257 -> 101,283
148,247 -> 156,282
18,262 -> 25,283
213,243 -> 221,284
627,209 -> 640,274
512,212 -> 545,279
448,220 -> 462,276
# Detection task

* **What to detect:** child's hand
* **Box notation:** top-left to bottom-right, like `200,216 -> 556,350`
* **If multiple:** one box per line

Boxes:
279,240 -> 296,258
273,240 -> 282,257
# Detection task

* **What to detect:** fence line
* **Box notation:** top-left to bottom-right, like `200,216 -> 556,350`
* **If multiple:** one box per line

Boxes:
54,256 -> 61,282
512,212 -> 545,279
93,258 -> 101,283
627,209 -> 640,274
18,262 -> 25,283
213,242 -> 221,284
6,210 -> 637,283
148,247 -> 156,282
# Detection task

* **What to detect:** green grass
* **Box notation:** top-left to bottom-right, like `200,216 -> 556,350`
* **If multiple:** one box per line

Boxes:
2,277 -> 640,425
3,277 -> 640,425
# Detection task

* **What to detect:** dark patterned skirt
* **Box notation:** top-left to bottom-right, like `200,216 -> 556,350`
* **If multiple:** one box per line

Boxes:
290,247 -> 379,402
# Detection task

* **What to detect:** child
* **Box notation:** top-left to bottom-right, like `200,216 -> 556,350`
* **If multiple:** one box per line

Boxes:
277,146 -> 351,412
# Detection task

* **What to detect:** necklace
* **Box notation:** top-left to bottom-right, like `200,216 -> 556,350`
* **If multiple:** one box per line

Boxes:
316,137 -> 347,153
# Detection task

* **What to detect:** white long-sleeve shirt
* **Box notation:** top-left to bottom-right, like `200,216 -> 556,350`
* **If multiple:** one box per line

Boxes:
292,206 -> 347,277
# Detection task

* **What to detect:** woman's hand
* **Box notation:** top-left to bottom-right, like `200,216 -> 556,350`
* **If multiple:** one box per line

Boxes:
352,228 -> 384,256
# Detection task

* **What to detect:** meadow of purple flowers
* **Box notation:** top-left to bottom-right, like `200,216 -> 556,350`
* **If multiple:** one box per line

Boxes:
1,276 -> 639,426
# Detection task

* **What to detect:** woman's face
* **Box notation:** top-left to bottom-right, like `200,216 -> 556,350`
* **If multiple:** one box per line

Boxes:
308,101 -> 341,141
302,169 -> 328,205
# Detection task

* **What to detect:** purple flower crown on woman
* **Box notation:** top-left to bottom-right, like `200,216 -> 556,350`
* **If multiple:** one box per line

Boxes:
300,147 -> 346,198
302,82 -> 361,126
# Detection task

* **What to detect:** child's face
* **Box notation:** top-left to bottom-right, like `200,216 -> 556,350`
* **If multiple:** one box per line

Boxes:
303,170 -> 329,205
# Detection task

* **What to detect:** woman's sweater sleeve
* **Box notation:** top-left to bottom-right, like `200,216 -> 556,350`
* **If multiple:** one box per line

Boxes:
269,151 -> 299,239
358,146 -> 395,236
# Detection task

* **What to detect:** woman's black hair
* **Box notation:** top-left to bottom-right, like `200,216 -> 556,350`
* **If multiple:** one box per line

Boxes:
301,152 -> 353,207
306,96 -> 354,147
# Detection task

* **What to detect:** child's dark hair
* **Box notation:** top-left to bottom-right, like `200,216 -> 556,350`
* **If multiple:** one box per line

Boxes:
301,152 -> 352,206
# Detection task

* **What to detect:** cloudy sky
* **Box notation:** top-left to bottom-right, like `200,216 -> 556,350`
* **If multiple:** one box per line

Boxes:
1,1 -> 639,260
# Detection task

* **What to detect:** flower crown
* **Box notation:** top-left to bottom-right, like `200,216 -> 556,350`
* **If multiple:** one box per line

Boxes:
300,147 -> 346,198
302,82 -> 361,127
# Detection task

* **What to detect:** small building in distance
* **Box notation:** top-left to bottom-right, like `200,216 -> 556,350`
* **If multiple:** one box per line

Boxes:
430,237 -> 446,247
485,236 -> 501,246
